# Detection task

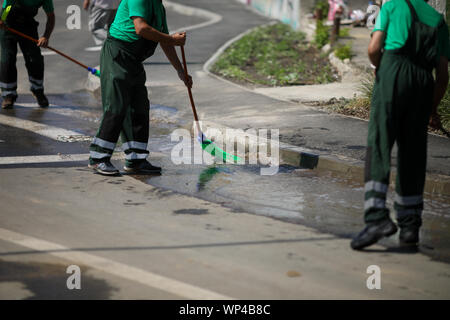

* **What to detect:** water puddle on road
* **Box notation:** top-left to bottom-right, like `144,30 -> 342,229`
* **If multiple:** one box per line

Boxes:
137,136 -> 450,262
33,92 -> 449,262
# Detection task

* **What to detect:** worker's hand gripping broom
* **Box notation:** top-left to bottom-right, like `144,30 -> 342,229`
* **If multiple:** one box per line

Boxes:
180,46 -> 241,163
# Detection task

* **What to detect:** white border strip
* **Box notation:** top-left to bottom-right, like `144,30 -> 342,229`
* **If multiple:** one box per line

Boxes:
0,154 -> 92,165
164,0 -> 223,33
0,114 -> 85,141
0,152 -> 164,165
0,228 -> 233,300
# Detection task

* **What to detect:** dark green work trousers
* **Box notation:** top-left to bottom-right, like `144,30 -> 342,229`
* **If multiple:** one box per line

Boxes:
89,36 -> 150,166
364,0 -> 439,229
364,52 -> 433,227
0,24 -> 44,97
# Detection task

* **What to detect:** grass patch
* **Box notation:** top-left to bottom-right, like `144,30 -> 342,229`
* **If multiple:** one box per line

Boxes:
314,19 -> 330,49
334,43 -> 352,60
326,76 -> 373,118
339,27 -> 351,38
211,23 -> 339,87
438,81 -> 450,132
315,0 -> 329,15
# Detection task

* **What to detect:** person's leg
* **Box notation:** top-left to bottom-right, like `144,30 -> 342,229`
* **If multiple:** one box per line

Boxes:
88,5 -> 103,45
89,6 -> 116,45
394,75 -> 433,245
121,70 -> 160,174
0,29 -> 18,108
17,26 -> 47,107
89,39 -> 129,174
363,83 -> 396,224
351,64 -> 398,250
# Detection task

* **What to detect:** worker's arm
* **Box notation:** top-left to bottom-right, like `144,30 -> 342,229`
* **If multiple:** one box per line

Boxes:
430,56 -> 449,129
83,0 -> 90,10
368,30 -> 384,70
161,43 -> 193,88
132,17 -> 185,46
37,12 -> 55,48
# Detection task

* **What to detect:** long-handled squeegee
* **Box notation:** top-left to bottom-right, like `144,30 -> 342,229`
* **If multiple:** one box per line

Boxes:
180,46 -> 240,163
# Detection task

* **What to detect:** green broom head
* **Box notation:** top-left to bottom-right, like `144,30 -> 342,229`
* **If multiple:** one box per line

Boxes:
198,133 -> 241,163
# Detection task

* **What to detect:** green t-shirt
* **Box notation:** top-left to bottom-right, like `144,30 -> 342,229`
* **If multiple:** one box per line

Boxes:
373,0 -> 450,59
2,0 -> 54,13
109,0 -> 169,43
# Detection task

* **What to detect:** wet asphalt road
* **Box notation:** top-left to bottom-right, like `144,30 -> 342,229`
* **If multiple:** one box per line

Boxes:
0,0 -> 450,300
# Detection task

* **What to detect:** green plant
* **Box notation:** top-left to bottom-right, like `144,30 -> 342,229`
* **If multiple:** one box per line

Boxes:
359,76 -> 374,101
315,0 -> 329,18
438,81 -> 450,131
211,23 -> 338,86
339,27 -> 350,37
315,19 -> 330,48
333,73 -> 450,134
334,44 -> 352,60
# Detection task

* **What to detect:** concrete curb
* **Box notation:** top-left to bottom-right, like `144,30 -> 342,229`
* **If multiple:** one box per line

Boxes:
197,120 -> 450,196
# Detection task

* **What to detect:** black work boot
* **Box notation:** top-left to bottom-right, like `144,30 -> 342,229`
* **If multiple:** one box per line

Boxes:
1,95 -> 17,109
31,89 -> 49,107
124,160 -> 161,174
397,214 -> 422,246
351,217 -> 398,250
88,161 -> 120,176
399,227 -> 420,245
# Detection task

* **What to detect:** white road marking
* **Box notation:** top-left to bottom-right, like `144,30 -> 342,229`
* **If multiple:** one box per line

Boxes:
0,228 -> 233,300
165,0 -> 222,33
85,46 -> 102,52
0,282 -> 33,300
0,114 -> 89,142
0,151 -> 164,165
0,154 -> 90,165
145,81 -> 181,87
0,153 -> 122,165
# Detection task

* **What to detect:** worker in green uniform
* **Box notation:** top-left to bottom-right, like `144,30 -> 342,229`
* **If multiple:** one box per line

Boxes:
0,0 -> 55,109
89,0 -> 192,175
351,0 -> 450,250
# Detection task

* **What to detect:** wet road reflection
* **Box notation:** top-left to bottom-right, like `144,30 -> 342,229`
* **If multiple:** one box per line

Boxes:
141,136 -> 450,263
